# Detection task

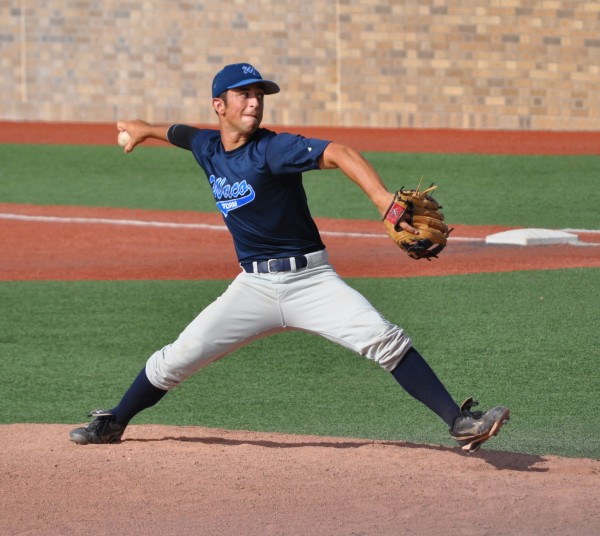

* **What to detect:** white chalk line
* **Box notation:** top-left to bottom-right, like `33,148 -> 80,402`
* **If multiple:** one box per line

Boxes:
0,212 -> 227,231
1,212 -> 599,244
0,212 -> 480,241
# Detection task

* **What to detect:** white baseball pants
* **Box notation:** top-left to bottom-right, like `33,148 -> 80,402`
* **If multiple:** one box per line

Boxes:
146,250 -> 412,390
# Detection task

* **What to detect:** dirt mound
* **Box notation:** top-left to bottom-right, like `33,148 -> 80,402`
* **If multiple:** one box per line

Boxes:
1,424 -> 598,535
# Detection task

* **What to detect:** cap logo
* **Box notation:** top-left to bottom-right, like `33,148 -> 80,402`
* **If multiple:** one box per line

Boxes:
242,64 -> 259,76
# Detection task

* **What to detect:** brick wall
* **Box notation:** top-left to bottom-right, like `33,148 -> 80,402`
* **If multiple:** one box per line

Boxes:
1,0 -> 598,130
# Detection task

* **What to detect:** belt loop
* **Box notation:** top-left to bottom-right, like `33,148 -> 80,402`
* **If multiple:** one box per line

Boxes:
252,261 -> 259,273
290,257 -> 297,271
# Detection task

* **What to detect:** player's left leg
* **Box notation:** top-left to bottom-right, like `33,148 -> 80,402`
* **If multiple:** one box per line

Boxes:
280,266 -> 509,450
281,266 -> 460,423
390,347 -> 460,426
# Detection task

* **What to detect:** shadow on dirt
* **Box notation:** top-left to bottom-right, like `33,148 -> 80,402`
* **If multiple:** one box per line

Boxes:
123,434 -> 547,472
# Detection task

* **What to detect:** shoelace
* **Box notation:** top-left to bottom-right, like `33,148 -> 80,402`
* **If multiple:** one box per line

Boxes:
86,416 -> 113,434
461,399 -> 483,420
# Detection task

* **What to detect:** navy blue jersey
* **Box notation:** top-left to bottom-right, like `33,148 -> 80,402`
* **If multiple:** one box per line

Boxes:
168,125 -> 331,263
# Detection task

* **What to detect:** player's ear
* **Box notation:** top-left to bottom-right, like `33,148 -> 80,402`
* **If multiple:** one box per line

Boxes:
213,97 -> 225,115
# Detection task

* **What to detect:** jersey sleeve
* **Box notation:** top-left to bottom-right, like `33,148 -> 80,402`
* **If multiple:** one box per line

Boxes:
167,124 -> 201,150
265,133 -> 331,175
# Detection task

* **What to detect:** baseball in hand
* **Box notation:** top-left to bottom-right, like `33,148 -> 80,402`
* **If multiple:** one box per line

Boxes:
118,130 -> 131,147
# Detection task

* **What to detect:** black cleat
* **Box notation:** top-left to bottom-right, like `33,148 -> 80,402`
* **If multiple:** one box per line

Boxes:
450,397 -> 510,454
69,410 -> 125,445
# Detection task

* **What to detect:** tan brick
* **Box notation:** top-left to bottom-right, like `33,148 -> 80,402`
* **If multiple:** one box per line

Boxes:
0,0 -> 597,130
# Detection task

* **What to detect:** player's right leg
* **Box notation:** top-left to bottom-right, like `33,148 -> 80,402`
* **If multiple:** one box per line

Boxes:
144,273 -> 286,390
69,366 -> 167,445
69,272 -> 285,444
69,410 -> 125,445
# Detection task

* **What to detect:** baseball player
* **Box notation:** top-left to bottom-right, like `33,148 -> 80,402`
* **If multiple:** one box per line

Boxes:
70,63 -> 509,453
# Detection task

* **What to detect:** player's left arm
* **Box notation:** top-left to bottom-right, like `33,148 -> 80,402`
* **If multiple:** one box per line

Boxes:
318,142 -> 418,233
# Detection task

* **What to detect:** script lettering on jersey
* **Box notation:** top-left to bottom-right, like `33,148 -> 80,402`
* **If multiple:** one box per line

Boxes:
210,175 -> 256,217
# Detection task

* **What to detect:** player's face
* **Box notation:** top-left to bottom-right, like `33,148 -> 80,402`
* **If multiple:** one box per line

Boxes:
222,85 -> 265,134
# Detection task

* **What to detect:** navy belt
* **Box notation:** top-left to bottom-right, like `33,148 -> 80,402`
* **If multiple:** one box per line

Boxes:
241,255 -> 308,274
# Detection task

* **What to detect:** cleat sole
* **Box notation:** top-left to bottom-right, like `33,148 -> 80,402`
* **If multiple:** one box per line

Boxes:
461,409 -> 510,454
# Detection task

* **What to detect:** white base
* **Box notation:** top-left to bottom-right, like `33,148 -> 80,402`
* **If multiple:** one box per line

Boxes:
485,228 -> 579,246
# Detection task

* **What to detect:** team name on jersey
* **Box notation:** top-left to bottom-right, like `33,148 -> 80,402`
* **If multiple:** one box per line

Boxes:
210,175 -> 256,217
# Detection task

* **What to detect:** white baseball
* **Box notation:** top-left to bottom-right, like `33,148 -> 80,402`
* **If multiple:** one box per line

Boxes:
118,130 -> 131,147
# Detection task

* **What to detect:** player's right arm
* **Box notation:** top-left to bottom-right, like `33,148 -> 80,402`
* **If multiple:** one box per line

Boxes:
116,119 -> 170,153
166,124 -> 200,151
117,120 -> 201,153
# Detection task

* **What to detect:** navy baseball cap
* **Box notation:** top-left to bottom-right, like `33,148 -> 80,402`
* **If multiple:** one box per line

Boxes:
212,63 -> 280,98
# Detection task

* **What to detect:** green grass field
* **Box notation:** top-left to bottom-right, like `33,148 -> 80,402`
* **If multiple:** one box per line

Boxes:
0,143 -> 598,459
1,143 -> 599,227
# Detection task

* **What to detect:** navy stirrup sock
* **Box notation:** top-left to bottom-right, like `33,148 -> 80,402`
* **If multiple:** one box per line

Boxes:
391,347 -> 460,426
110,367 -> 167,427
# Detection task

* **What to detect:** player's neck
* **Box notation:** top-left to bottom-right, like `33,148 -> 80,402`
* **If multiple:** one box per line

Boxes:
219,123 -> 259,152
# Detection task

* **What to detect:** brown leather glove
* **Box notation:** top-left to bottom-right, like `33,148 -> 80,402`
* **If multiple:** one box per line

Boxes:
382,183 -> 451,260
